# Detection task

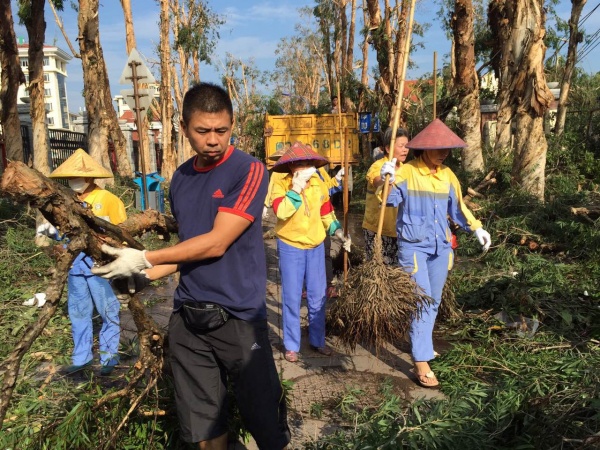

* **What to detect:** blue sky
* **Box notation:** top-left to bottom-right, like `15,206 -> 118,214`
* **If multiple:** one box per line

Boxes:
11,0 -> 600,114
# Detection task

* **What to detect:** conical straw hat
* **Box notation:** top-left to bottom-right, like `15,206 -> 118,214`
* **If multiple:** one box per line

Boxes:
272,141 -> 329,173
268,147 -> 287,161
49,148 -> 113,178
406,119 -> 467,150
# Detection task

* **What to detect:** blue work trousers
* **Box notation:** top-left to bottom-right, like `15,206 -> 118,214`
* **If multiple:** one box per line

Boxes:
399,247 -> 453,362
67,273 -> 120,367
277,239 -> 327,352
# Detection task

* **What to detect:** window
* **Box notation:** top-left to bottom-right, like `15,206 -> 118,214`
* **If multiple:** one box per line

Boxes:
45,103 -> 53,112
25,74 -> 29,83
20,59 -> 28,67
44,74 -> 50,82
47,117 -> 54,125
44,89 -> 51,97
43,57 -> 49,66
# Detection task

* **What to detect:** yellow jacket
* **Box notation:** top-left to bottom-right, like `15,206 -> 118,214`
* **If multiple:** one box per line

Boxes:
271,173 -> 341,249
362,159 -> 402,237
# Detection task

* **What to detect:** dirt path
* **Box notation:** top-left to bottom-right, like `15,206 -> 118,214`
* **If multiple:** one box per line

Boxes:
117,216 -> 444,449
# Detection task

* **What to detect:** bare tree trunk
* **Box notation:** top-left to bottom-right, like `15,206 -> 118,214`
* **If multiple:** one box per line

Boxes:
0,0 -> 25,164
78,0 -> 115,183
490,0 -> 553,200
48,2 -> 130,178
555,0 -> 587,137
489,0 -> 514,156
452,0 -> 484,174
120,0 -> 151,175
120,0 -> 136,52
23,0 -> 50,175
159,0 -> 176,180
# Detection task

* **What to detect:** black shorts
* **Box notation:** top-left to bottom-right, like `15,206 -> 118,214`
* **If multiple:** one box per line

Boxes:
168,311 -> 290,448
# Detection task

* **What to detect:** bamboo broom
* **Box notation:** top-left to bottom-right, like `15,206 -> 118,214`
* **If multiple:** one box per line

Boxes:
327,0 -> 431,353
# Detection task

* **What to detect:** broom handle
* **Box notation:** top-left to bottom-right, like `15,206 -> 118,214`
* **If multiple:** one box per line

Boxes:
375,0 -> 417,239
336,80 -> 350,280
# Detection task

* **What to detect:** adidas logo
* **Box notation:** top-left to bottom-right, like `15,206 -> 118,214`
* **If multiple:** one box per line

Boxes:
250,342 -> 261,351
212,189 -> 224,198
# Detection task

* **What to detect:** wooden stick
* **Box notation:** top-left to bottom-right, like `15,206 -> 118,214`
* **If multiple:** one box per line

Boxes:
375,0 -> 417,239
433,51 -> 437,120
336,80 -> 349,280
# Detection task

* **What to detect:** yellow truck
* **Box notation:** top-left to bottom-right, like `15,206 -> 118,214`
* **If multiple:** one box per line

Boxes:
263,113 -> 360,169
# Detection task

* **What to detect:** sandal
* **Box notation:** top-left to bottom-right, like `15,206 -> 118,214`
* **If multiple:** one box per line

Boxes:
415,370 -> 440,389
310,345 -> 333,356
284,350 -> 298,362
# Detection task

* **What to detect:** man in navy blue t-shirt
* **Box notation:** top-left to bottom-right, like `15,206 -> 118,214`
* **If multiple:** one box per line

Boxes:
93,82 -> 290,449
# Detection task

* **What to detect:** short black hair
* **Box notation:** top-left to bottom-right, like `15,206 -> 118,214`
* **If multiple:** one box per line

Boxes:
383,127 -> 409,152
182,82 -> 233,125
331,95 -> 338,101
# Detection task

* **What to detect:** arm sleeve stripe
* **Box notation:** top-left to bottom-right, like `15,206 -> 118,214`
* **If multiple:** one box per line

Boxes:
234,162 -> 264,212
272,196 -> 284,213
320,201 -> 334,216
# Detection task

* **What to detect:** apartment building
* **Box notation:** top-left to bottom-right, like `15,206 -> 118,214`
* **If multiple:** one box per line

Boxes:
16,42 -> 73,130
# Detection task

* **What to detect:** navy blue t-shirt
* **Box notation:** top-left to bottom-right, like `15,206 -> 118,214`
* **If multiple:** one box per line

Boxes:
169,146 -> 268,321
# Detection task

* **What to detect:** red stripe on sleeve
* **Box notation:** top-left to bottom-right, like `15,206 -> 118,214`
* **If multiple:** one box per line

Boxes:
234,162 -> 264,212
320,201 -> 334,216
272,197 -> 284,214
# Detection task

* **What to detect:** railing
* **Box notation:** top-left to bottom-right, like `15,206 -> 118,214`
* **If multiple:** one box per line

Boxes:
48,129 -> 87,170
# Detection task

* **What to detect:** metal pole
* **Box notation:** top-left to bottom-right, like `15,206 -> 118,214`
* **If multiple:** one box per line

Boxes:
130,61 -> 149,211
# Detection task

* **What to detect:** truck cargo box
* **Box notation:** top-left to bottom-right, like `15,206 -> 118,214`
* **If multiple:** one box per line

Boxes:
264,113 -> 359,168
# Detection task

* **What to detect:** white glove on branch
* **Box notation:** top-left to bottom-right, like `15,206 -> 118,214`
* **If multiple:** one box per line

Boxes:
474,228 -> 491,251
291,167 -> 317,193
36,222 -> 59,239
334,229 -> 352,253
335,167 -> 345,182
91,244 -> 153,279
380,158 -> 397,183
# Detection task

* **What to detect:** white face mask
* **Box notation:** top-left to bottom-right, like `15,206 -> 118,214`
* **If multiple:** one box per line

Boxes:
68,178 -> 90,193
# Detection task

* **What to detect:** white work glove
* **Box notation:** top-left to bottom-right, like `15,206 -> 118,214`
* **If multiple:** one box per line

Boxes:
91,244 -> 153,279
262,206 -> 269,220
474,228 -> 491,251
335,167 -> 345,182
23,293 -> 47,307
291,167 -> 317,193
334,229 -> 352,253
36,222 -> 59,239
380,158 -> 397,183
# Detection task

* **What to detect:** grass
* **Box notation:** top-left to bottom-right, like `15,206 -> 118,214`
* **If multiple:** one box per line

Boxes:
2,151 -> 600,448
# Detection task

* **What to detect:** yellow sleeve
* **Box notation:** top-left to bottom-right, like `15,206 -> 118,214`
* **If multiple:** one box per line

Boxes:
271,173 -> 302,220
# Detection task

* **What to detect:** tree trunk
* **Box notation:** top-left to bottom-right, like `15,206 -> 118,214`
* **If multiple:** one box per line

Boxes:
489,0 -> 514,156
78,0 -> 115,183
512,112 -> 547,196
452,0 -> 484,175
120,0 -> 151,175
159,0 -> 176,180
490,0 -> 553,200
0,0 -> 25,164
554,0 -> 587,137
23,0 -> 50,175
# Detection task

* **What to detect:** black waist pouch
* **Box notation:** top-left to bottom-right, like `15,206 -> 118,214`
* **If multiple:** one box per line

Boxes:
181,302 -> 229,332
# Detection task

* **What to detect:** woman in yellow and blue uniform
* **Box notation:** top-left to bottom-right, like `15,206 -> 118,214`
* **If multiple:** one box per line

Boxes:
362,127 -> 410,264
381,119 -> 491,388
270,142 -> 351,362
265,147 -> 344,298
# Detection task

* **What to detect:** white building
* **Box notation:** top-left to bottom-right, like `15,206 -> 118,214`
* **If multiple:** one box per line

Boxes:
16,42 -> 73,130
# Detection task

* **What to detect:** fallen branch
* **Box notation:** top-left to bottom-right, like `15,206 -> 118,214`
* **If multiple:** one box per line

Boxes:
0,161 -> 176,430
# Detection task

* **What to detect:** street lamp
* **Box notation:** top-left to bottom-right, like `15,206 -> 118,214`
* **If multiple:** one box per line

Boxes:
281,92 -> 310,114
